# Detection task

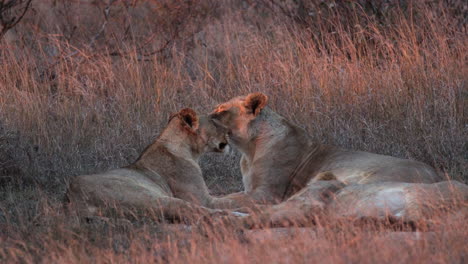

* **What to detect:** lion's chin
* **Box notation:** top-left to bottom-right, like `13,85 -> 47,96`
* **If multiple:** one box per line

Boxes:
222,145 -> 230,154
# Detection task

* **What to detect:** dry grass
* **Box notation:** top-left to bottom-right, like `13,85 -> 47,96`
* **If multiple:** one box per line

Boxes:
0,0 -> 467,263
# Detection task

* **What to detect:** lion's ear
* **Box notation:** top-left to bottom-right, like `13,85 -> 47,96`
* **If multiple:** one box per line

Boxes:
245,92 -> 268,116
178,108 -> 199,131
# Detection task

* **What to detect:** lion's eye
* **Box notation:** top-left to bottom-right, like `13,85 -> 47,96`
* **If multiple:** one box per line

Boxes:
215,110 -> 227,117
210,110 -> 227,122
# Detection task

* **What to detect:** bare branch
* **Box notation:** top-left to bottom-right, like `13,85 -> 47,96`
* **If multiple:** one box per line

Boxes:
0,0 -> 32,39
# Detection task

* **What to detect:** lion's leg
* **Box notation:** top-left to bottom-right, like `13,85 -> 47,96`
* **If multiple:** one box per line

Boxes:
132,196 -> 225,224
268,199 -> 326,227
221,191 -> 246,199
208,194 -> 258,208
205,191 -> 278,217
239,181 -> 343,228
229,198 -> 326,229
208,196 -> 271,216
250,188 -> 283,204
206,188 -> 282,212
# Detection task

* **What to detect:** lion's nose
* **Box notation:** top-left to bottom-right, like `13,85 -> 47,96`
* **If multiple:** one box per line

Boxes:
218,142 -> 227,150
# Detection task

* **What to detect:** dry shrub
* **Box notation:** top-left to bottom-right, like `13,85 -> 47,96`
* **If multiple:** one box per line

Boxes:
0,0 -> 466,262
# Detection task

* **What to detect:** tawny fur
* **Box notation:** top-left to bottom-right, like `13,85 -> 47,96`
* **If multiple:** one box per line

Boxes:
242,179 -> 468,228
210,92 -> 442,204
65,108 -> 242,222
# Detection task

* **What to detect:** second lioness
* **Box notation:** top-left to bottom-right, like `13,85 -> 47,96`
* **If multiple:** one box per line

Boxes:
66,108 -> 241,222
210,93 -> 442,204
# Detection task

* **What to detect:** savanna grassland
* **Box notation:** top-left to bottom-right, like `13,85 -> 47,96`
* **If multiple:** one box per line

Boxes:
0,0 -> 467,263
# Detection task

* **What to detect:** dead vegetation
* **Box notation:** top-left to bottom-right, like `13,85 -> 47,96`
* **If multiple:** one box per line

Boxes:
0,0 -> 466,262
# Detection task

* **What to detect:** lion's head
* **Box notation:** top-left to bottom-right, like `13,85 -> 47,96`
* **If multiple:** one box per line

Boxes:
209,93 -> 268,149
171,108 -> 229,154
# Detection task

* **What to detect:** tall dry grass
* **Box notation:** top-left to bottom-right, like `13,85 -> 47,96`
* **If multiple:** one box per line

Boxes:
0,0 -> 467,262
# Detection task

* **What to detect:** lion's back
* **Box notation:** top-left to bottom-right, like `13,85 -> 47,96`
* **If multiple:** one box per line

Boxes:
319,150 -> 442,184
65,168 -> 172,215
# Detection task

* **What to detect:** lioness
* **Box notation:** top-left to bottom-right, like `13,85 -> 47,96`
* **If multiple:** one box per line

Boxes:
210,92 -> 442,204
65,108 -> 242,222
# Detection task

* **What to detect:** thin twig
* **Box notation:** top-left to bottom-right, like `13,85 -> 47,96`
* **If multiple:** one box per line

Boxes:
0,0 -> 33,39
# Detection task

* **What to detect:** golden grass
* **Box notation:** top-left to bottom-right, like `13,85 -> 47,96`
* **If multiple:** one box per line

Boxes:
0,0 -> 466,263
